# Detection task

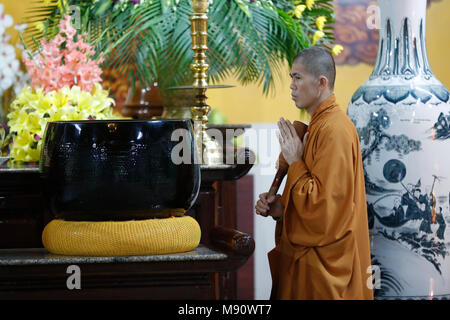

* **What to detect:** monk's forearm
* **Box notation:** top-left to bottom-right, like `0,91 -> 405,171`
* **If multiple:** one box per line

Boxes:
271,203 -> 285,221
286,159 -> 311,185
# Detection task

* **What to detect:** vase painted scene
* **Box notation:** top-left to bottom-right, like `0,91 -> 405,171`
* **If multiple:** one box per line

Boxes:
347,0 -> 450,299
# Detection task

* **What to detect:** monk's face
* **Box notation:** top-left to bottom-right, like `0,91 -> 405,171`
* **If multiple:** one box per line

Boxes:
289,62 -> 321,111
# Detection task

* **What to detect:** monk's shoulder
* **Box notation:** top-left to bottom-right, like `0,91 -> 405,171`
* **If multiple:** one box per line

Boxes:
318,109 -> 357,143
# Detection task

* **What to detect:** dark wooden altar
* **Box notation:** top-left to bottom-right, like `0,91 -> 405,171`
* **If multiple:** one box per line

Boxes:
0,161 -> 254,300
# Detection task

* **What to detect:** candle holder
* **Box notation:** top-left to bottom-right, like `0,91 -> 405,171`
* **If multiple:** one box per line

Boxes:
189,0 -> 223,165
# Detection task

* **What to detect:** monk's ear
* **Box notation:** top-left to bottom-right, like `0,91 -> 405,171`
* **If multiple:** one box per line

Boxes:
318,76 -> 329,90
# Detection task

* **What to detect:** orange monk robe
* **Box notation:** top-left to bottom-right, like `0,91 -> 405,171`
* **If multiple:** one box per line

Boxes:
268,94 -> 374,300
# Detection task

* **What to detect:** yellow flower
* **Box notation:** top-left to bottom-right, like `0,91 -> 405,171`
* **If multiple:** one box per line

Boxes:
331,44 -> 344,56
7,109 -> 29,134
293,5 -> 306,18
6,83 -> 117,162
315,16 -> 327,31
34,21 -> 45,33
312,30 -> 324,45
41,0 -> 68,11
306,0 -> 315,10
56,0 -> 68,12
53,90 -> 69,108
8,130 -> 40,163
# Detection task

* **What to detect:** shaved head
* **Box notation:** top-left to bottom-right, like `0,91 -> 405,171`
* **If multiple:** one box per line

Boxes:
293,46 -> 336,90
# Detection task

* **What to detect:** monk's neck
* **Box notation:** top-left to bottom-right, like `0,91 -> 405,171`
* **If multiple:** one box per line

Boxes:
305,92 -> 334,118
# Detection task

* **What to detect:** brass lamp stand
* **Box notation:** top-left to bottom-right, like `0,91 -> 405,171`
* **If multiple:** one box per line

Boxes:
189,0 -> 223,165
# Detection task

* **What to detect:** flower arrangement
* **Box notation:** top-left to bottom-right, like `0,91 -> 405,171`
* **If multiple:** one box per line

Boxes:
6,14 -> 115,162
1,3 -> 30,155
1,4 -> 29,111
23,15 -> 104,93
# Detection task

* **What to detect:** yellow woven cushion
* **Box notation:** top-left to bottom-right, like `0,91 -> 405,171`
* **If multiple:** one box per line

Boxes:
42,216 -> 201,256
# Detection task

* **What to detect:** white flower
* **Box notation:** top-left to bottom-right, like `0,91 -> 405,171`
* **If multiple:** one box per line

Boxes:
13,71 -> 31,95
0,43 -> 16,58
0,7 -> 28,95
1,32 -> 10,43
14,23 -> 28,34
0,4 -> 13,35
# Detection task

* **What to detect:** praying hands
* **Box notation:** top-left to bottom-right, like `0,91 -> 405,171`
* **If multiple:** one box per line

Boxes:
277,118 -> 309,165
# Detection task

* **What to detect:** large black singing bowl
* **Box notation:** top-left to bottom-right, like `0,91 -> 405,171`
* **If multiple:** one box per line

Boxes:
39,119 -> 201,221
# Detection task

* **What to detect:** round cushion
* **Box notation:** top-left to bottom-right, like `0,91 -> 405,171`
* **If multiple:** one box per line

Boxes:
42,216 -> 201,256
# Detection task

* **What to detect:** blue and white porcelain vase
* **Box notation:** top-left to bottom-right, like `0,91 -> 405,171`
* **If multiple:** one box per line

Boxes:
347,0 -> 450,299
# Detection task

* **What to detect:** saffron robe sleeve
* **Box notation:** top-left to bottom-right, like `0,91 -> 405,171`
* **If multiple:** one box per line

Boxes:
268,117 -> 374,300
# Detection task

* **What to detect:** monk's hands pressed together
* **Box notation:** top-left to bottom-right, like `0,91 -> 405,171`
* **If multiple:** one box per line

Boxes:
255,192 -> 284,219
277,118 -> 309,165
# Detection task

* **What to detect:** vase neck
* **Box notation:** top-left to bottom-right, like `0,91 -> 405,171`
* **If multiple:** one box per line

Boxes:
371,0 -> 433,80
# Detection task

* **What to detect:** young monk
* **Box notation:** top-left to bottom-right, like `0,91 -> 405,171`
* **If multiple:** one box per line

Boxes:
255,46 -> 373,300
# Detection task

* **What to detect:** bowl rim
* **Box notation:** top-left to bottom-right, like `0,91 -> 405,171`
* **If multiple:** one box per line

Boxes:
47,119 -> 191,125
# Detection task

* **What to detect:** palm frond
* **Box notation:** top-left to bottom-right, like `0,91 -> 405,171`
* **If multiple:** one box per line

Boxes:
22,0 -> 338,96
